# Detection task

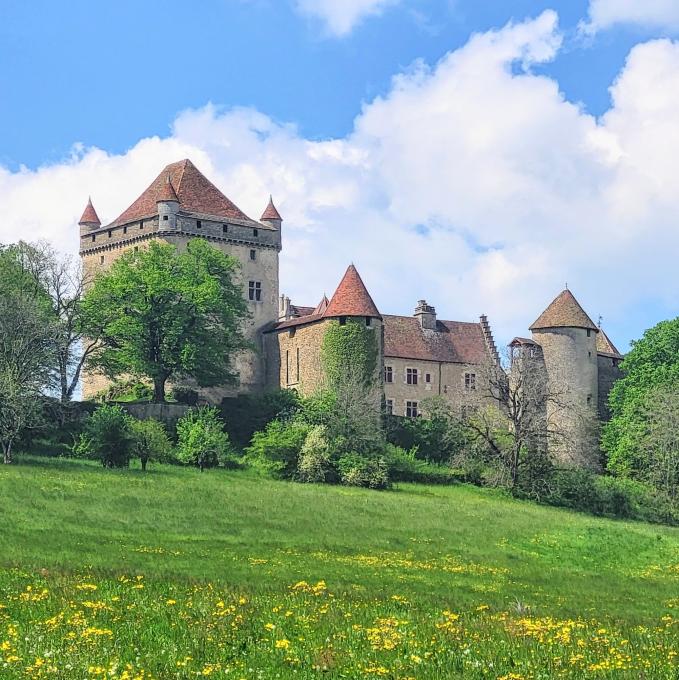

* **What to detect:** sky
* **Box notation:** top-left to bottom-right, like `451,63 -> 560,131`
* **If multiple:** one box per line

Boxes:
1,0 -> 679,350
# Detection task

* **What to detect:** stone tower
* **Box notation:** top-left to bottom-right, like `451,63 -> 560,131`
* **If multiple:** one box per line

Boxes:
529,289 -> 600,468
78,158 -> 282,400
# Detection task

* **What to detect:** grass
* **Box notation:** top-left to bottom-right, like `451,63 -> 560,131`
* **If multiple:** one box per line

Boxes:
0,456 -> 677,678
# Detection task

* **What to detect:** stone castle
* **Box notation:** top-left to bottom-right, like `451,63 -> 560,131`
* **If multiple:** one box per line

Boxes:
79,159 -> 623,467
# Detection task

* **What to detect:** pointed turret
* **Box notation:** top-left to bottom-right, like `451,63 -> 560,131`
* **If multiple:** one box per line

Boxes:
79,197 -> 101,229
261,195 -> 282,223
156,174 -> 180,229
529,289 -> 598,332
156,174 -> 179,203
312,294 -> 329,316
324,265 -> 381,319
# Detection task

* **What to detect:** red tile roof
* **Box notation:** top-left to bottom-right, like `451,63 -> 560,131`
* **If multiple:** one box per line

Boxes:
270,313 -> 326,331
110,159 -> 253,226
157,174 -> 179,202
261,196 -> 282,221
529,289 -> 598,331
290,305 -> 315,318
596,328 -> 623,358
78,198 -> 101,226
324,265 -> 381,319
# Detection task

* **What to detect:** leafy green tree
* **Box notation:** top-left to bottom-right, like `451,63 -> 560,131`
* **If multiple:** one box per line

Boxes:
176,407 -> 234,471
130,419 -> 174,471
81,240 -> 249,402
74,404 -> 134,468
603,318 -> 679,477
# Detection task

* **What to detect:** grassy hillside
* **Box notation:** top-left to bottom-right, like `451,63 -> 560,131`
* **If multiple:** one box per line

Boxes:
1,457 -> 678,678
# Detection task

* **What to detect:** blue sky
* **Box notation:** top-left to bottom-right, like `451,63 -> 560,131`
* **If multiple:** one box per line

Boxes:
1,0 -> 678,350
0,0 -> 661,168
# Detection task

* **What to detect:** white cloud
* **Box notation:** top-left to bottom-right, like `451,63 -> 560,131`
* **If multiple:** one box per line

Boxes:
584,0 -> 679,33
2,10 -> 678,350
293,0 -> 400,36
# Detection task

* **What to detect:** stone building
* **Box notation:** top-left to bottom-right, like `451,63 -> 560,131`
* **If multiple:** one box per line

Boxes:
78,158 -> 282,399
78,158 -> 623,468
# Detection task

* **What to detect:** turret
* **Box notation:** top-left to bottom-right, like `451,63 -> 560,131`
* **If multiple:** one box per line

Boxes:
78,197 -> 101,236
156,175 -> 180,229
261,196 -> 282,248
529,289 -> 599,468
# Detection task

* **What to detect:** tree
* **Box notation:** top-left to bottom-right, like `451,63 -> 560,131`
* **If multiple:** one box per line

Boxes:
603,317 -> 679,477
130,419 -> 173,471
81,240 -> 249,402
0,241 -> 96,404
176,407 -> 234,471
0,285 -> 56,463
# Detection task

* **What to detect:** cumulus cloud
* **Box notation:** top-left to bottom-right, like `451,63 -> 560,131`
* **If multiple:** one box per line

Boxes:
583,0 -> 679,33
293,0 -> 400,36
2,10 -> 678,349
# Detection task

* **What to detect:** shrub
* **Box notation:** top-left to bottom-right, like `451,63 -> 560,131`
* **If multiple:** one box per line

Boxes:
73,404 -> 134,468
220,390 -> 301,450
337,453 -> 390,490
385,444 -> 462,485
171,386 -> 200,406
130,419 -> 174,471
245,420 -> 310,479
176,407 -> 234,471
297,425 -> 333,483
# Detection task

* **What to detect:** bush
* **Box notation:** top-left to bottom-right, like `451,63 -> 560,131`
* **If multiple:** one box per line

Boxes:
94,379 -> 153,403
246,419 -> 311,479
221,390 -> 301,450
385,444 -> 463,485
337,453 -> 390,489
73,404 -> 134,468
297,425 -> 333,483
130,419 -> 174,471
171,386 -> 200,406
176,407 -> 234,471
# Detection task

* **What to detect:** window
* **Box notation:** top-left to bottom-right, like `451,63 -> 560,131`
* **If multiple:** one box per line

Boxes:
288,328 -> 296,338
384,366 -> 393,383
197,220 -> 202,229
108,230 -> 112,238
406,401 -> 419,418
140,221 -> 144,229
339,316 -> 347,326
248,281 -> 262,302
587,394 -> 592,406
222,224 -> 228,233
366,317 -> 372,327
250,249 -> 256,261
162,215 -> 168,221
99,255 -> 105,264
123,226 -> 127,234
587,329 -> 592,337
385,399 -> 394,415
91,235 -> 95,243
425,373 -> 431,384
406,368 -> 418,385
465,372 -> 476,390
253,228 -> 259,237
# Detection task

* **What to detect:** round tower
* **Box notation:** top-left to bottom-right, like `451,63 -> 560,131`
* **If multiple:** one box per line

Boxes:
156,174 -> 180,229
260,195 -> 282,250
78,197 -> 101,236
530,289 -> 599,468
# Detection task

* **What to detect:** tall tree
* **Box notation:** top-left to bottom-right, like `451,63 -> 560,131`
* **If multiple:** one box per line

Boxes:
81,240 -> 249,402
0,290 -> 56,463
603,317 -> 679,477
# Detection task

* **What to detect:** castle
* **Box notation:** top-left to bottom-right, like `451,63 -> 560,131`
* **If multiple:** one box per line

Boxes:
79,159 -> 623,467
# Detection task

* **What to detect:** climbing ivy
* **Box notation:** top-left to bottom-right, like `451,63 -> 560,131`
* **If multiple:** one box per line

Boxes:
321,319 -> 379,386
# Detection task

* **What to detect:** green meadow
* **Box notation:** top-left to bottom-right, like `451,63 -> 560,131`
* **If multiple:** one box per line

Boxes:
0,456 -> 677,679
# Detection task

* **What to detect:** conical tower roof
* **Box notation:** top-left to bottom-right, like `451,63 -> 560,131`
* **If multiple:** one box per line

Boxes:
261,195 -> 282,221
110,159 -> 253,226
530,289 -> 598,332
596,327 -> 623,358
156,174 -> 179,202
78,197 -> 101,226
324,265 -> 381,319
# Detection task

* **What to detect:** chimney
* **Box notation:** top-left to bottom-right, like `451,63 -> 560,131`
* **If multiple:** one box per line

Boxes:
415,300 -> 437,330
278,294 -> 291,320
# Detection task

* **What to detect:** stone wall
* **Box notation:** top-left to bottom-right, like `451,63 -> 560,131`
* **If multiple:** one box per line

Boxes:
383,357 -> 488,417
597,354 -> 622,421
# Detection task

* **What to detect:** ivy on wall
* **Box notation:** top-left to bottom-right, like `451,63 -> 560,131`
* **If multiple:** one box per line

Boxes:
321,319 -> 379,386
